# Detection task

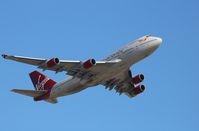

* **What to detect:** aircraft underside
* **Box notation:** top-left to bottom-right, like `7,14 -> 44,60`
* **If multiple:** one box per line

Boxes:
2,35 -> 162,104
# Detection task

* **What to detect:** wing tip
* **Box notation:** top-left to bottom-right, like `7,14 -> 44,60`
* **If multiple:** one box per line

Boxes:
11,89 -> 17,92
2,54 -> 8,59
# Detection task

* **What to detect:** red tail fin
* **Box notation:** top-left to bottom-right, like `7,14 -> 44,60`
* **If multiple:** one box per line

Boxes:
29,71 -> 57,91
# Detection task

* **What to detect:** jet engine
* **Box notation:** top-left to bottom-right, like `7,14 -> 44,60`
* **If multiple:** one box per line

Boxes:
132,74 -> 144,85
83,59 -> 96,69
46,58 -> 60,68
130,85 -> 145,97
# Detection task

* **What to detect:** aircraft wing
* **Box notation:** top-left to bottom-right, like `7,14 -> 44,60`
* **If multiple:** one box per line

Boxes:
101,69 -> 135,97
2,54 -> 120,76
2,54 -> 81,71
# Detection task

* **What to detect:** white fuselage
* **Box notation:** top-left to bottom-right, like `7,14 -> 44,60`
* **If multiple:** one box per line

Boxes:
50,36 -> 162,98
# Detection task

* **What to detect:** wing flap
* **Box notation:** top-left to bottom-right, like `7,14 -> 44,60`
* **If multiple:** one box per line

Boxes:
101,69 -> 135,96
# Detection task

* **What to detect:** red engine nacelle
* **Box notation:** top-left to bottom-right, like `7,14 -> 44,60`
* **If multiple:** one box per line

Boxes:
46,58 -> 60,68
83,59 -> 96,69
132,74 -> 144,85
130,85 -> 145,96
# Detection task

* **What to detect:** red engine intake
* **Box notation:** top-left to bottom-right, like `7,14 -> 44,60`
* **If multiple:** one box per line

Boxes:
83,59 -> 96,69
132,74 -> 144,85
46,58 -> 60,68
130,85 -> 145,96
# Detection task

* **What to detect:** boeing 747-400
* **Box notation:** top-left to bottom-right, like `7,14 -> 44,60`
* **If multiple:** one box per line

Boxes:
2,35 -> 162,104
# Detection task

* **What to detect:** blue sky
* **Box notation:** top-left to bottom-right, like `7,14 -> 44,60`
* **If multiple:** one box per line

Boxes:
0,0 -> 198,131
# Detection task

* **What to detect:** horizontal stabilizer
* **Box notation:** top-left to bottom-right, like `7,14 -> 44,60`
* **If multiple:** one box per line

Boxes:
11,89 -> 47,98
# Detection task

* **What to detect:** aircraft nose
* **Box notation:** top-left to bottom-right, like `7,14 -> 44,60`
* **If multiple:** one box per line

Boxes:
153,37 -> 162,48
145,36 -> 162,53
156,37 -> 162,45
141,36 -> 162,56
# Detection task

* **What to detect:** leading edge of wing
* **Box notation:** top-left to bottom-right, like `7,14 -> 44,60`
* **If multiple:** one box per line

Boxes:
96,59 -> 122,64
2,54 -> 45,61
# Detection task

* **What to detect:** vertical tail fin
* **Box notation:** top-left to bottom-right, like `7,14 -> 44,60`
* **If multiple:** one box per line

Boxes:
29,71 -> 57,91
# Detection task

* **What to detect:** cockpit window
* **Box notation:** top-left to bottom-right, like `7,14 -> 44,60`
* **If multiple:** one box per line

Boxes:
138,35 -> 151,42
145,35 -> 151,37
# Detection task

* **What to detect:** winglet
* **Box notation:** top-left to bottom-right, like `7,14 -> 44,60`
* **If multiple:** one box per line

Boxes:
11,89 -> 15,92
2,54 -> 8,59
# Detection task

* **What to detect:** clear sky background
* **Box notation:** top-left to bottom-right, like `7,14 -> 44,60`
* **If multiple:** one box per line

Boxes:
0,0 -> 198,131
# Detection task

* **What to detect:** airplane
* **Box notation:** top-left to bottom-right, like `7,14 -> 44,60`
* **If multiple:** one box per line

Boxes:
2,35 -> 162,104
